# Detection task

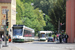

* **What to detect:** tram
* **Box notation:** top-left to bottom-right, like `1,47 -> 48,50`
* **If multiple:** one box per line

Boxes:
9,25 -> 35,42
38,31 -> 54,41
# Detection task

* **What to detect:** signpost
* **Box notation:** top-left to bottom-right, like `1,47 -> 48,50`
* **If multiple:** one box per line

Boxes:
2,20 -> 6,25
3,9 -> 9,47
1,26 -> 4,30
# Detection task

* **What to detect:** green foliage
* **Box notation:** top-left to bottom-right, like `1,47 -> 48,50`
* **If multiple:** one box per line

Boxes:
16,0 -> 46,35
16,0 -> 66,34
34,0 -> 57,15
34,0 -> 66,31
20,0 -> 34,3
34,0 -> 56,31
49,0 -> 66,30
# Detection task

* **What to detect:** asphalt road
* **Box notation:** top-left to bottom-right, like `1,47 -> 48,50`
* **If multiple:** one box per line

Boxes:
7,41 -> 75,50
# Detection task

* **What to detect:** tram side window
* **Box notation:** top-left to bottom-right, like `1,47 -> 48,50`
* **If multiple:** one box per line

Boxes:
46,34 -> 49,37
24,30 -> 32,37
32,33 -> 34,37
28,31 -> 32,37
24,30 -> 28,37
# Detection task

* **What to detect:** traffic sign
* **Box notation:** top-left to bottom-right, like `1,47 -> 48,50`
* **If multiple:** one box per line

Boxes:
1,26 -> 4,30
2,20 -> 6,25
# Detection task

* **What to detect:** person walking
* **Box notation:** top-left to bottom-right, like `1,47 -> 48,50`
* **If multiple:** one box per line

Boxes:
62,34 -> 65,42
54,35 -> 55,41
64,34 -> 69,43
59,34 -> 62,43
2,34 -> 4,41
8,35 -> 11,43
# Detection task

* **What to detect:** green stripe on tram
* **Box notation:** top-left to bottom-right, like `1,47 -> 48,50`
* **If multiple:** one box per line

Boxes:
13,39 -> 24,42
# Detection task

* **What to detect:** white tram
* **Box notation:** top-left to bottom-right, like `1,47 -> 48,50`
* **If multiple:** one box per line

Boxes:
38,31 -> 54,41
9,25 -> 35,42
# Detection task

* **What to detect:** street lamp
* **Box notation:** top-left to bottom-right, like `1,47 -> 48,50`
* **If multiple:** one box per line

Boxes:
58,0 -> 65,34
31,3 -> 34,6
58,18 -> 60,33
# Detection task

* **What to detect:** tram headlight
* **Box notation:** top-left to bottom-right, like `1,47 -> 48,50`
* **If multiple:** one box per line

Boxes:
13,37 -> 15,39
18,36 -> 24,39
13,36 -> 18,39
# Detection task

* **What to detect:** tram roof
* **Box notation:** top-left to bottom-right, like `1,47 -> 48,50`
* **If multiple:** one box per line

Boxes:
39,31 -> 54,33
23,26 -> 35,33
12,25 -> 35,33
13,25 -> 24,27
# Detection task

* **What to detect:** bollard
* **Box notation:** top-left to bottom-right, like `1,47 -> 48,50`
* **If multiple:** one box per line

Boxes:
0,38 -> 2,48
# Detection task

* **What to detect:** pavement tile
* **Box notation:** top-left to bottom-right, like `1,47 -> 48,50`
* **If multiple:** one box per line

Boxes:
0,46 -> 11,50
0,46 -> 20,50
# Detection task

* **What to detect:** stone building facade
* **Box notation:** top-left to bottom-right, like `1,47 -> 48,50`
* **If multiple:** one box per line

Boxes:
66,0 -> 75,43
0,0 -> 16,37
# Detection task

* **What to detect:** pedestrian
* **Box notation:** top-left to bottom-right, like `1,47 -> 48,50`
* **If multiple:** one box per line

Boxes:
54,35 -> 55,41
64,34 -> 69,43
56,36 -> 59,42
59,34 -> 62,43
63,34 -> 66,42
62,34 -> 65,42
2,34 -> 4,41
56,34 -> 60,42
8,35 -> 11,43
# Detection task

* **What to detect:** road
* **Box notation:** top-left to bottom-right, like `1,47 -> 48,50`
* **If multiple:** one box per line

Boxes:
7,41 -> 75,50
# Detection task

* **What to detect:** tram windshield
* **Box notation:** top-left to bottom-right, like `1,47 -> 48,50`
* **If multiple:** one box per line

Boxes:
40,33 -> 45,37
13,27 -> 23,36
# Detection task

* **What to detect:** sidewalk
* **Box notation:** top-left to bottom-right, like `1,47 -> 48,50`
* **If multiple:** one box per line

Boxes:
0,41 -> 75,50
0,46 -> 21,50
0,41 -> 22,50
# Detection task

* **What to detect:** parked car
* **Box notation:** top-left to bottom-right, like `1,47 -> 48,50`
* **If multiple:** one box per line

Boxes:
47,37 -> 54,42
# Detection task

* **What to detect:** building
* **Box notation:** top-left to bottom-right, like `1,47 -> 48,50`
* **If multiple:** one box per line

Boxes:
66,0 -> 75,43
0,0 -> 16,37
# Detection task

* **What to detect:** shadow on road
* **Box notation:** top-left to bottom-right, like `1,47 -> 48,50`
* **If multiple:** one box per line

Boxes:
32,42 -> 57,44
32,41 -> 74,44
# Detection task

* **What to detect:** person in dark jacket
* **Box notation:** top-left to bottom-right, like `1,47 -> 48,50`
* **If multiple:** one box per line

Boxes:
64,34 -> 69,43
54,35 -> 55,41
59,34 -> 62,43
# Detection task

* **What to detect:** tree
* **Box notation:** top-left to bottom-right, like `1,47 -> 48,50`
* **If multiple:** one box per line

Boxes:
34,0 -> 57,31
16,0 -> 46,35
48,0 -> 66,31
34,0 -> 57,15
20,0 -> 34,3
33,0 -> 66,31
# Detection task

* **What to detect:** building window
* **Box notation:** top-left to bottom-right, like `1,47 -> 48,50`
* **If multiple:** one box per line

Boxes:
2,9 -> 6,14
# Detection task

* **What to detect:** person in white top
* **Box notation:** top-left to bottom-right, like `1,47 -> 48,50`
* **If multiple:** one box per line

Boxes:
2,35 -> 4,41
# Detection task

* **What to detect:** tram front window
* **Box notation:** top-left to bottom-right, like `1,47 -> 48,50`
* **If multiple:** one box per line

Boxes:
13,28 -> 23,36
40,33 -> 45,37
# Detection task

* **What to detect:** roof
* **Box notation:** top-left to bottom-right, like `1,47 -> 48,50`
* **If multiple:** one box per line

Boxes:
0,0 -> 11,3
